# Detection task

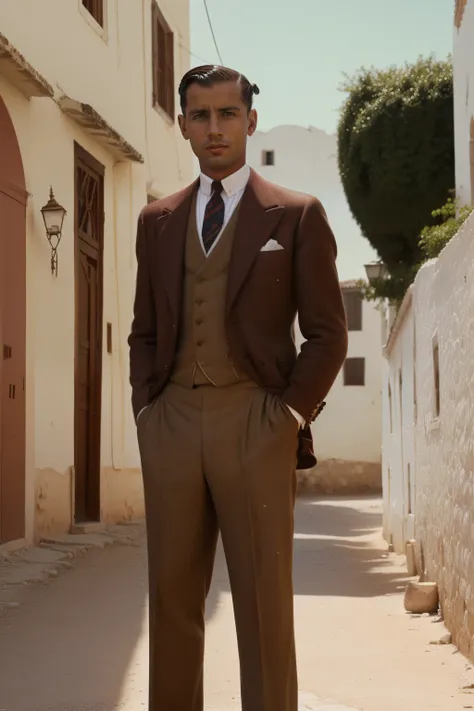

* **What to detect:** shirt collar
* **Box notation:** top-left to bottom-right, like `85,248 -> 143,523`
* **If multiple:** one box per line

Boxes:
199,164 -> 250,198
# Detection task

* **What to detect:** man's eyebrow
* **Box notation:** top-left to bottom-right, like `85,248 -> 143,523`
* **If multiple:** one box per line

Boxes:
189,106 -> 242,115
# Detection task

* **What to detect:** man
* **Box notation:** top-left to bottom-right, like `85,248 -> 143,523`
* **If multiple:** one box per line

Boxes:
128,65 -> 348,711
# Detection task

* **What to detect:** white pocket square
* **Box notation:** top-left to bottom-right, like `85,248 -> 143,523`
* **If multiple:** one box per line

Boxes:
260,238 -> 284,252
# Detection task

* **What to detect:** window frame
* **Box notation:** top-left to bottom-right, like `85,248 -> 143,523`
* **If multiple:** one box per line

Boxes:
151,2 -> 175,121
343,288 -> 363,331
81,0 -> 104,28
432,337 -> 441,418
262,150 -> 275,166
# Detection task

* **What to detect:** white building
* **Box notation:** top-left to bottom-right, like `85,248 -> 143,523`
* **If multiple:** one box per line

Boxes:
248,126 -> 383,492
454,0 -> 474,205
247,125 -> 377,282
0,0 -> 192,547
381,0 -> 474,662
296,281 -> 383,493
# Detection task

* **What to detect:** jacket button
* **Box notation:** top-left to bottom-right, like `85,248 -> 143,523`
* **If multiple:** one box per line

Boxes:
196,340 -> 204,347
195,318 -> 203,325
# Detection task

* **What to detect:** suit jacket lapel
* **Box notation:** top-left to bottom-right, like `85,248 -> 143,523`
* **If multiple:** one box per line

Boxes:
154,180 -> 198,323
226,169 -> 285,316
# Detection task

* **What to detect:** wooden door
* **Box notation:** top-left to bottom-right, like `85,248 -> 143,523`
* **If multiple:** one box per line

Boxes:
0,97 -> 26,544
74,144 -> 104,523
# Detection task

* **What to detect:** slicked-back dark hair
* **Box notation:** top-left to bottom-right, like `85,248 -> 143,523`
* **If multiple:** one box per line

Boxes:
178,65 -> 260,114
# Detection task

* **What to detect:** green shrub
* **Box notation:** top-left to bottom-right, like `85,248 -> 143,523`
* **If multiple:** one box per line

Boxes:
338,57 -> 454,276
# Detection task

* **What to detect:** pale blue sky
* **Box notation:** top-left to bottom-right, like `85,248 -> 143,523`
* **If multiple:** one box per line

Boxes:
190,0 -> 453,134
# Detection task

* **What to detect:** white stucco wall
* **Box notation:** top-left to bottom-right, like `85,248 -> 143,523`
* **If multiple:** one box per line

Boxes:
247,126 -> 382,490
384,212 -> 474,661
454,0 -> 474,205
301,295 -> 383,465
382,294 -> 416,553
247,125 -> 377,281
381,3 -> 474,660
0,0 -> 192,540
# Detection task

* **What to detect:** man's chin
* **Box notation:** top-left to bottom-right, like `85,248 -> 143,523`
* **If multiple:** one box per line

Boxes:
205,154 -> 229,166
200,155 -> 234,174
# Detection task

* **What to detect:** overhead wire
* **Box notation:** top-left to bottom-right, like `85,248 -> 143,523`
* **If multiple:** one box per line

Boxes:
202,0 -> 223,64
178,42 -> 212,66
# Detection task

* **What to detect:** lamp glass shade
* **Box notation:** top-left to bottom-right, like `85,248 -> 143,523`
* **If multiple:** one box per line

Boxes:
41,189 -> 66,237
364,262 -> 386,281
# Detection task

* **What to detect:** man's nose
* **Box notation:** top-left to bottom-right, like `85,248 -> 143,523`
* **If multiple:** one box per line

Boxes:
207,114 -> 223,137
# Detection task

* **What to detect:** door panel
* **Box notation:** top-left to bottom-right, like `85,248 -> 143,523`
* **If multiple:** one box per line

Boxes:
0,95 -> 26,545
74,145 -> 104,524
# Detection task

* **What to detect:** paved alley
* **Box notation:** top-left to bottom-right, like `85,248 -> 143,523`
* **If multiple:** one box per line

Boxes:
0,496 -> 472,711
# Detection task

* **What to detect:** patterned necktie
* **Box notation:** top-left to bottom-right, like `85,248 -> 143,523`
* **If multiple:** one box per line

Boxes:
202,180 -> 225,253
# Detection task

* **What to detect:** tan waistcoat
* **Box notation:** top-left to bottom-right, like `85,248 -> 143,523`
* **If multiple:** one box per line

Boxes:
170,194 -> 248,388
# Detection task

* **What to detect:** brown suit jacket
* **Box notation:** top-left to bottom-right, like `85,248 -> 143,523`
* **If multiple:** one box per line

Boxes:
128,169 -> 348,469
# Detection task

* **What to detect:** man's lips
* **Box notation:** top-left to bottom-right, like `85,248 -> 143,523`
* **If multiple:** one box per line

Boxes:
206,145 -> 228,152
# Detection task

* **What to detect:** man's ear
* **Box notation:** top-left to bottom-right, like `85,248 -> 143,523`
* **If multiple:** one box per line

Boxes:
178,114 -> 189,140
248,109 -> 258,137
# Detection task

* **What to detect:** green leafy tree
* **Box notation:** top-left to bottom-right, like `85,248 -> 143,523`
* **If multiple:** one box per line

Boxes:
419,196 -> 473,259
338,57 -> 455,285
359,196 -> 473,305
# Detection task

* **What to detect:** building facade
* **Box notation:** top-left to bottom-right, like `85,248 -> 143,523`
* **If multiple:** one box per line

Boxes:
454,0 -> 473,205
247,127 -> 382,492
247,125 -> 377,282
0,0 -> 193,547
380,0 -> 474,662
296,282 -> 383,493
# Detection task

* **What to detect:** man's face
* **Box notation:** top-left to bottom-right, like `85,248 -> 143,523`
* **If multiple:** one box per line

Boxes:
178,81 -> 257,179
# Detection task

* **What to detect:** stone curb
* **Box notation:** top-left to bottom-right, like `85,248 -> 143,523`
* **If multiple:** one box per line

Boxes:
0,520 -> 146,612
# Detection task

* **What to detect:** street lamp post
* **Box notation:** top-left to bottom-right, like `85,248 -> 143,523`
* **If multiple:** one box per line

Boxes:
40,187 -> 67,277
364,261 -> 390,344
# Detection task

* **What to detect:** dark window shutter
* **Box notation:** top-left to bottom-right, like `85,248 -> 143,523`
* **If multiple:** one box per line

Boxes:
151,2 -> 159,106
343,358 -> 365,386
343,290 -> 362,331
151,3 -> 175,120
82,0 -> 104,27
167,33 -> 175,118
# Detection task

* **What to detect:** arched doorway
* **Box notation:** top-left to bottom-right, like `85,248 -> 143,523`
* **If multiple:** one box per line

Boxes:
0,95 -> 27,544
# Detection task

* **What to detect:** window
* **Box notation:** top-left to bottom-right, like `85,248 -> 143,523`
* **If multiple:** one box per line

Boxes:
470,118 -> 474,205
398,369 -> 403,426
433,338 -> 440,417
82,0 -> 104,27
262,150 -> 275,166
343,357 -> 365,386
413,321 -> 417,423
407,463 -> 412,515
152,2 -> 175,120
388,382 -> 393,433
343,289 -> 362,331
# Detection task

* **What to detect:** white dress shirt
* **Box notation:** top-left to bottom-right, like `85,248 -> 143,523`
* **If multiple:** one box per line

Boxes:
137,165 -> 304,429
196,163 -> 250,254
